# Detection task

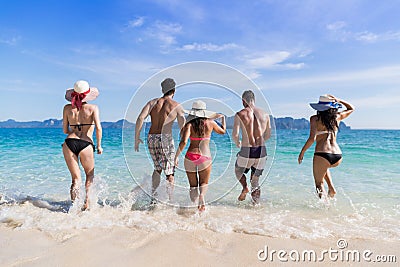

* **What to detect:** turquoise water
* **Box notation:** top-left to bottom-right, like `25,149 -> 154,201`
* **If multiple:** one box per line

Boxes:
0,128 -> 399,241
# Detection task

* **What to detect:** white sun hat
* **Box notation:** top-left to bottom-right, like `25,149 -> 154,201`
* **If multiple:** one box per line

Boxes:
184,100 -> 217,119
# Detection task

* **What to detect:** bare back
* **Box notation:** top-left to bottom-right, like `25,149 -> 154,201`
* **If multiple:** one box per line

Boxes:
148,97 -> 181,134
311,115 -> 342,154
186,119 -> 215,156
235,106 -> 270,147
63,103 -> 97,142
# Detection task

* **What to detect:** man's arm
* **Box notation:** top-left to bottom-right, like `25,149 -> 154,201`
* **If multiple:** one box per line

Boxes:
135,100 -> 152,151
93,105 -> 103,154
212,114 -> 226,135
263,114 -> 271,141
176,105 -> 186,131
232,113 -> 241,148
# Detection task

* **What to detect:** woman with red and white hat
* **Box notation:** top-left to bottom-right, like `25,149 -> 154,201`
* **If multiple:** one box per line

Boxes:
298,94 -> 354,198
62,80 -> 103,210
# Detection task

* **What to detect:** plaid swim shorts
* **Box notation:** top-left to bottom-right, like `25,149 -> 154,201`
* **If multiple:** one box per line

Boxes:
147,134 -> 175,176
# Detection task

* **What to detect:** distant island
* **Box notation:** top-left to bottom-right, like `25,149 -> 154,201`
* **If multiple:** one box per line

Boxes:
0,117 -> 350,130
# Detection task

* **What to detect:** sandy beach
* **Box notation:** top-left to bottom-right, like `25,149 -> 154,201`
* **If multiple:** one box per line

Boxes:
1,224 -> 398,267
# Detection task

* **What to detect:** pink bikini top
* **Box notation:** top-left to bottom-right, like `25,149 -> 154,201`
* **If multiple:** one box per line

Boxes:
189,136 -> 211,141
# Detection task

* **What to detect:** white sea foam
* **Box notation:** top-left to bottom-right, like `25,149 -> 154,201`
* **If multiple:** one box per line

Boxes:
1,176 -> 399,242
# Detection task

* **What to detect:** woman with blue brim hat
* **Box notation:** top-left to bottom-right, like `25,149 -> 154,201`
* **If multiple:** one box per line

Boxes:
298,94 -> 355,199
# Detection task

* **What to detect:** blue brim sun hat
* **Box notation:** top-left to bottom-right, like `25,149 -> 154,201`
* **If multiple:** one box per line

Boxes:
310,95 -> 342,111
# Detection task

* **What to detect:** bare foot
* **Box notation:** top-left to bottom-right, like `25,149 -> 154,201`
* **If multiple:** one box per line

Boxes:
198,195 -> 206,212
328,188 -> 336,198
81,201 -> 89,211
238,187 -> 249,201
251,188 -> 260,204
316,187 -> 324,199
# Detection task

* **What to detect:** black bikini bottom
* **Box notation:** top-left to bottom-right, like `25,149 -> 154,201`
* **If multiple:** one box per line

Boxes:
314,152 -> 342,165
64,138 -> 95,157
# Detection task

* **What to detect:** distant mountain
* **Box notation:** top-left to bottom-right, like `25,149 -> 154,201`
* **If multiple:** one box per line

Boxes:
273,117 -> 350,130
0,119 -> 62,128
101,119 -> 135,129
0,117 -> 350,130
0,118 -> 135,129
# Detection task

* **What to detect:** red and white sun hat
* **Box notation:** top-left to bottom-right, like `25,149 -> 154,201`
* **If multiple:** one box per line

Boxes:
65,80 -> 99,109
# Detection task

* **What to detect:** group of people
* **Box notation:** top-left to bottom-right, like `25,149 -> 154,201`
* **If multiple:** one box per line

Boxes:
62,79 -> 354,211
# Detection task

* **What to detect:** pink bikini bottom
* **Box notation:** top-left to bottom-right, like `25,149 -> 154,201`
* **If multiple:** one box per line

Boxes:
186,152 -> 212,166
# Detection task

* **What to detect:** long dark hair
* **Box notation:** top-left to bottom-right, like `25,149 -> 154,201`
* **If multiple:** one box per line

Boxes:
317,108 -> 339,132
189,117 -> 206,136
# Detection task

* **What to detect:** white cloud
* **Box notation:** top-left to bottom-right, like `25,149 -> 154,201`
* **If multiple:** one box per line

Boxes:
69,45 -> 110,55
128,17 -> 145,28
146,21 -> 182,46
326,21 -> 346,31
123,19 -> 183,48
178,42 -> 240,52
246,51 -> 291,69
355,31 -> 378,42
356,30 -> 400,43
326,21 -> 352,42
246,70 -> 262,79
327,21 -> 400,43
352,93 -> 400,109
263,65 -> 400,89
279,63 -> 306,70
0,36 -> 20,46
244,51 -> 307,71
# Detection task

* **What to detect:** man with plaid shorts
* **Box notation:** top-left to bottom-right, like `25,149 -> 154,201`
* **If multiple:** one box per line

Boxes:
232,90 -> 271,204
135,78 -> 185,200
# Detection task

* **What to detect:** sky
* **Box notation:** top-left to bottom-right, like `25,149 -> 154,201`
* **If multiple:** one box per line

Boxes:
1,0 -> 400,129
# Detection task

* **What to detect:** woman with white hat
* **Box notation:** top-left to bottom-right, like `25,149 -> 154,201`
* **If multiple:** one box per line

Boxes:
298,94 -> 354,198
175,100 -> 226,211
62,80 -> 103,210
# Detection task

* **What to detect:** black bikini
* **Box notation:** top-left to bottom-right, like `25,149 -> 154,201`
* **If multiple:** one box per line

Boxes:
65,138 -> 95,157
63,123 -> 96,156
69,123 -> 94,131
314,152 -> 342,165
313,129 -> 342,165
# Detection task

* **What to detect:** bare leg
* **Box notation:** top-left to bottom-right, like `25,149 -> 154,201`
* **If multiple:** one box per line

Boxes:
79,145 -> 95,211
166,174 -> 174,201
185,159 -> 199,204
235,167 -> 249,201
324,169 -> 336,197
186,171 -> 199,203
62,143 -> 81,202
250,174 -> 261,204
152,170 -> 161,196
189,187 -> 199,203
198,162 -> 212,212
313,156 -> 330,198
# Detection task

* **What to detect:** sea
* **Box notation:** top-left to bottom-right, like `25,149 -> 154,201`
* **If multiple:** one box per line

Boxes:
0,127 -> 399,241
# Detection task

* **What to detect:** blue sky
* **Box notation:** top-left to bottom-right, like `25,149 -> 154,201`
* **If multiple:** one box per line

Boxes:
1,0 -> 400,129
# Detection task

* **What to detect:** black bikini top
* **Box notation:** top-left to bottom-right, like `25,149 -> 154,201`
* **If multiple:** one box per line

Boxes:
70,123 -> 94,131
